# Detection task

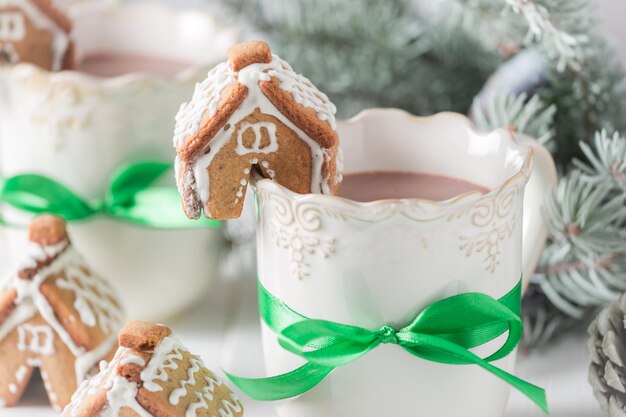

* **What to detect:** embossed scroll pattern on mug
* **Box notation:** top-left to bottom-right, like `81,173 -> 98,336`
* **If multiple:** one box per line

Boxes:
260,174 -> 525,279
260,190 -> 336,279
452,181 -> 524,273
17,71 -> 98,149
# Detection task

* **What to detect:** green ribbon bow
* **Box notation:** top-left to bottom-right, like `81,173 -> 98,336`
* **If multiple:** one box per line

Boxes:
226,280 -> 548,414
0,161 -> 219,229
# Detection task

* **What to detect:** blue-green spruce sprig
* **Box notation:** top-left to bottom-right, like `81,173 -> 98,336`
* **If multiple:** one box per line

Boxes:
538,171 -> 626,318
471,93 -> 556,147
576,131 -> 626,191
475,92 -> 626,347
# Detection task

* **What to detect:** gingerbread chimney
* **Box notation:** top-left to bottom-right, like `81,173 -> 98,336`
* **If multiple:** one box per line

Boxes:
28,214 -> 69,246
227,40 -> 272,71
118,321 -> 172,352
19,215 -> 70,280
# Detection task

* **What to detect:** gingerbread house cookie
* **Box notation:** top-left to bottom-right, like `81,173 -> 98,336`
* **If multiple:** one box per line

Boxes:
62,321 -> 245,417
0,215 -> 124,410
0,0 -> 74,70
173,40 -> 342,220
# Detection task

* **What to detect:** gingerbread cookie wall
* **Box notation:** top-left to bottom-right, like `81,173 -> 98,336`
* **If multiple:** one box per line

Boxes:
0,0 -> 73,70
173,40 -> 342,220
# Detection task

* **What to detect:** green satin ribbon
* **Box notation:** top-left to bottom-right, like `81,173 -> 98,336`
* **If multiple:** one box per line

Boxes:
226,279 -> 548,414
0,161 -> 219,229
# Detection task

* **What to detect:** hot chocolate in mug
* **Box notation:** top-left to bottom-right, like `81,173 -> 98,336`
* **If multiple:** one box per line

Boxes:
254,109 -> 557,417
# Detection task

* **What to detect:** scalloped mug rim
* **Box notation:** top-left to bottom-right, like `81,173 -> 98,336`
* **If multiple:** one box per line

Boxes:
254,108 -> 534,211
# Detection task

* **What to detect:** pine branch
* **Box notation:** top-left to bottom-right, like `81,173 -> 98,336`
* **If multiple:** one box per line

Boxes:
543,171 -> 626,255
448,0 -> 591,71
536,247 -> 626,315
471,89 -> 626,341
576,130 -> 626,191
536,252 -> 624,277
504,0 -> 589,71
213,0 -> 502,117
471,92 -> 556,146
540,38 -> 626,164
537,138 -> 626,319
449,0 -> 621,165
425,1 -> 522,58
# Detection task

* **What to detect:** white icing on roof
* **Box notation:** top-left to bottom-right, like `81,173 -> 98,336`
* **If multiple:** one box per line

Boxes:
64,337 -> 244,417
55,260 -> 122,334
172,54 -> 337,152
66,349 -> 153,417
120,354 -> 146,367
140,335 -> 185,392
266,55 -> 337,129
140,336 -> 243,417
16,240 -> 67,270
173,61 -> 235,149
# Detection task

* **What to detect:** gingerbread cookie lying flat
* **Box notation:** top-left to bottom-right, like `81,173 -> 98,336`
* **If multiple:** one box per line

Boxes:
0,215 -> 124,410
0,0 -> 74,70
62,321 -> 245,417
173,40 -> 342,220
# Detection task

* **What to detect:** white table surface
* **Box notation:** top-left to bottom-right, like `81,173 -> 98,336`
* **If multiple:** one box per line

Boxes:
2,275 -> 604,417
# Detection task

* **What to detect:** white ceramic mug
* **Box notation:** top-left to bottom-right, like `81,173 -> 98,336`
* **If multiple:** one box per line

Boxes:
0,3 -> 240,319
255,109 -> 557,417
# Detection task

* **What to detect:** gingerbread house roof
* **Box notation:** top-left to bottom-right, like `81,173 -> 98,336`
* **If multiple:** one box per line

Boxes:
3,0 -> 72,33
0,215 -> 124,385
63,321 -> 245,417
173,40 -> 338,162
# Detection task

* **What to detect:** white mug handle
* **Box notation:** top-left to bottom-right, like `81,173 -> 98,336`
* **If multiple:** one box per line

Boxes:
515,134 -> 558,291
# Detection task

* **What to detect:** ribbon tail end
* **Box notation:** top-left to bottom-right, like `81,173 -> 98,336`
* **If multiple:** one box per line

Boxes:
223,363 -> 333,402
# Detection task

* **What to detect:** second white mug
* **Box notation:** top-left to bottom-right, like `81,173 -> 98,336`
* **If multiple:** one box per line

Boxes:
0,3 -> 239,319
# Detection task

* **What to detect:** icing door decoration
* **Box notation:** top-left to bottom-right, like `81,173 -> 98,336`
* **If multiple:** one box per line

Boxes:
235,121 -> 279,155
17,324 -> 55,356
